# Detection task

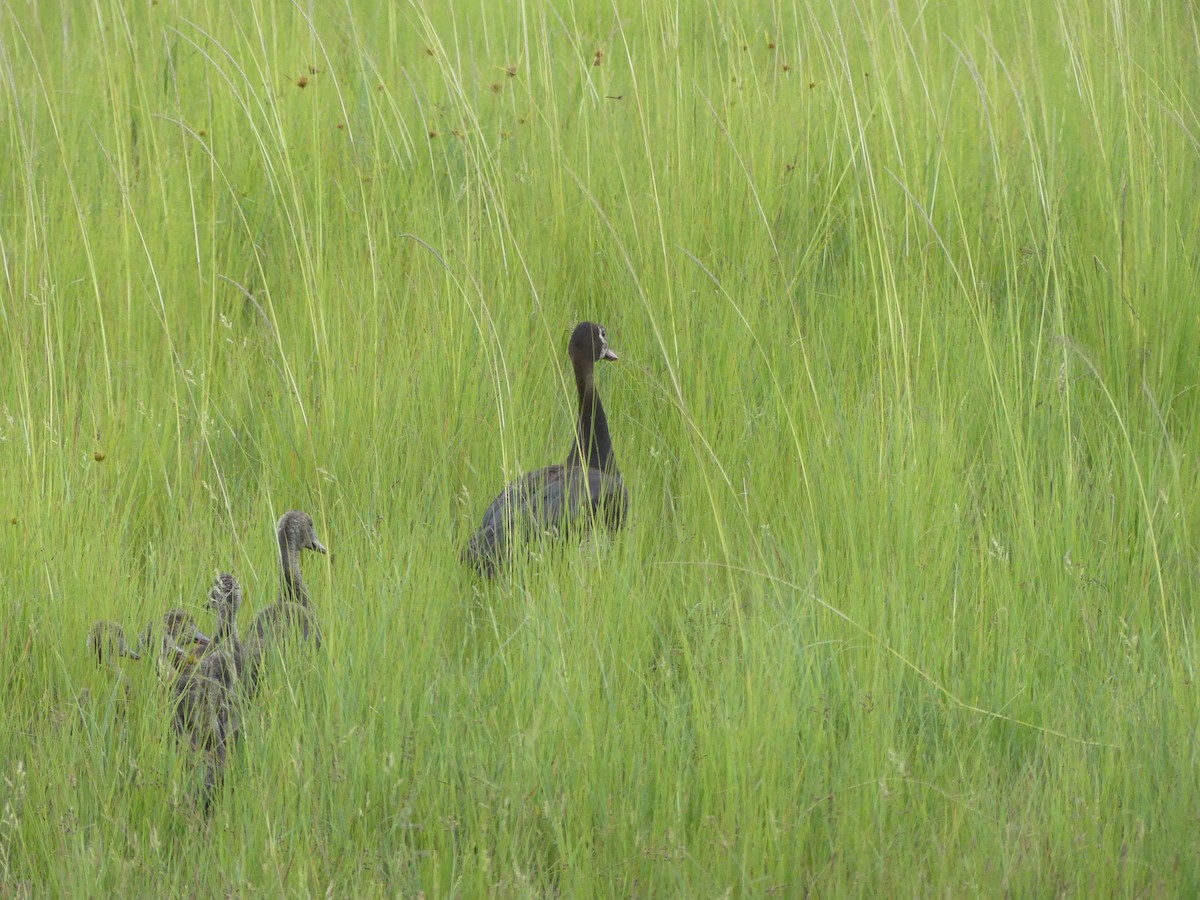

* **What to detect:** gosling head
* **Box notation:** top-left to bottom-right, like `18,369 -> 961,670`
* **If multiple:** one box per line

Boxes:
568,321 -> 618,365
277,510 -> 327,556
147,608 -> 211,676
153,608 -> 211,653
87,621 -> 140,664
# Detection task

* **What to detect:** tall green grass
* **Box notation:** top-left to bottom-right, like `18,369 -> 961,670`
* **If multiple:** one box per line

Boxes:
2,0 -> 1199,893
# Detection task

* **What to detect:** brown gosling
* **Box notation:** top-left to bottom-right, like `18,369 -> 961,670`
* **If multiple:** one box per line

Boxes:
141,608 -> 211,683
87,621 -> 142,665
172,573 -> 245,813
84,621 -> 142,711
243,510 -> 327,696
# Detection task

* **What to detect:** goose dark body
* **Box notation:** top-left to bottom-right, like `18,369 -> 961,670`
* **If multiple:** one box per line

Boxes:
465,321 -> 628,575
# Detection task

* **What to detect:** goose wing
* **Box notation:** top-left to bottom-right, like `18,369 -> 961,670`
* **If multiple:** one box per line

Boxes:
465,466 -> 563,573
465,465 -> 626,574
535,466 -> 625,531
477,465 -> 565,531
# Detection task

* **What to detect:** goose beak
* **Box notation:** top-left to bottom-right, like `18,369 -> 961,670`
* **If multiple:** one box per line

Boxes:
602,347 -> 618,361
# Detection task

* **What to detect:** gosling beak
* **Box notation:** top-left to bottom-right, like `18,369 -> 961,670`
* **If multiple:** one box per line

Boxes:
311,538 -> 328,554
602,347 -> 618,361
124,647 -> 142,661
192,630 -> 211,648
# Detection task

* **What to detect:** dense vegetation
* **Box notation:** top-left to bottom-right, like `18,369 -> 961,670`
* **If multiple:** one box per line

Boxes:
2,0 -> 1199,893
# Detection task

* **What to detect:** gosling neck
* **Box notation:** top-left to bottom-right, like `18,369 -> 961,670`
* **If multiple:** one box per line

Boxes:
219,613 -> 237,645
279,530 -> 310,606
220,608 -> 243,679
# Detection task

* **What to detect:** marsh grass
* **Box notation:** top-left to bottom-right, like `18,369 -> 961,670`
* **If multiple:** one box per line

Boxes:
2,0 -> 1200,893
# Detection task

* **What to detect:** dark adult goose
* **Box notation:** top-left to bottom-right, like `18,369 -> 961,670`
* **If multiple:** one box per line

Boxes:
243,510 -> 327,695
464,321 -> 628,576
173,573 -> 245,812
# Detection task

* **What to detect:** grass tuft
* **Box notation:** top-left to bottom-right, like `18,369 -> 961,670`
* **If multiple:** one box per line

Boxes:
2,0 -> 1200,892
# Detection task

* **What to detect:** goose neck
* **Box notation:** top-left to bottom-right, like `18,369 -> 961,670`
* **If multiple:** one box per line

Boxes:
567,356 -> 614,471
280,533 -> 310,605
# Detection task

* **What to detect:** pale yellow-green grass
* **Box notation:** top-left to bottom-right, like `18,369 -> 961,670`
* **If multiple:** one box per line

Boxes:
2,0 -> 1199,894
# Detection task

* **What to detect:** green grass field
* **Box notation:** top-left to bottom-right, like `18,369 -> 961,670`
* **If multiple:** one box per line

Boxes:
2,0 -> 1199,894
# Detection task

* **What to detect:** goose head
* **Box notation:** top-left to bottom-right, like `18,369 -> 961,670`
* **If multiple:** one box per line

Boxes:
568,321 -> 618,364
87,621 -> 141,665
278,510 -> 327,557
